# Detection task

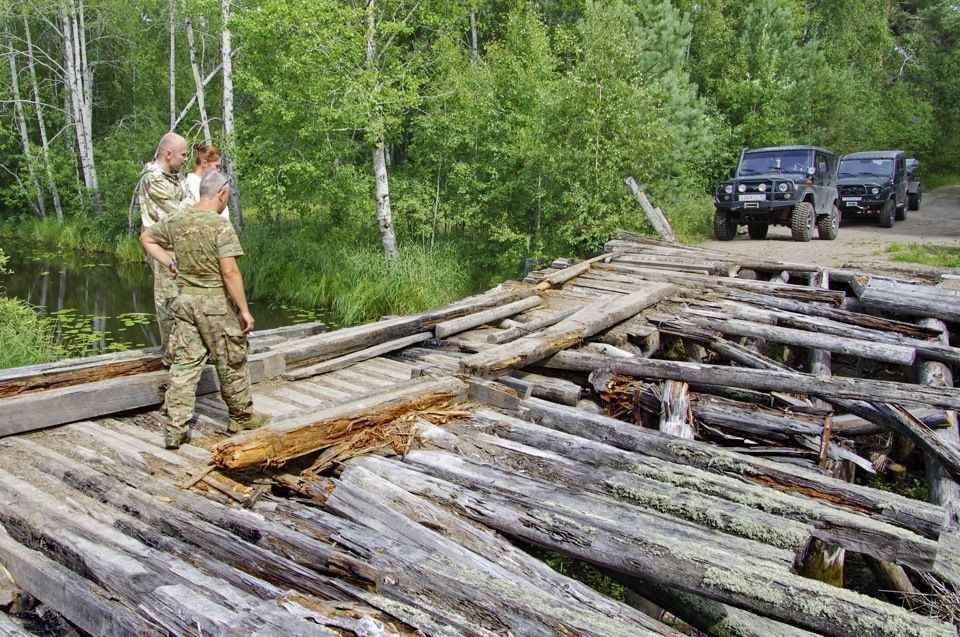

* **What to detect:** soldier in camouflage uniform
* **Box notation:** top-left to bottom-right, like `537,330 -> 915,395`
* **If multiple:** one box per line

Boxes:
140,169 -> 268,449
138,132 -> 195,364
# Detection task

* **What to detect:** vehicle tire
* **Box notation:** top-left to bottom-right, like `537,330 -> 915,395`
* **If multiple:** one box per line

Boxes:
908,186 -> 921,211
747,223 -> 768,240
896,201 -> 907,221
817,205 -> 840,240
790,201 -> 814,242
879,199 -> 895,228
714,210 -> 737,241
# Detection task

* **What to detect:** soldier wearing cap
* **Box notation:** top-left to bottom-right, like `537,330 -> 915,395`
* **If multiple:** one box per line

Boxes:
139,169 -> 268,448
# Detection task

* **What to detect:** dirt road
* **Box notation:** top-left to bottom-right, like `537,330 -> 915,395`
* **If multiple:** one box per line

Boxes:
699,185 -> 960,267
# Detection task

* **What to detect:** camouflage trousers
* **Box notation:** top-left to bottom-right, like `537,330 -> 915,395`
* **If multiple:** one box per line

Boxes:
164,289 -> 253,437
150,257 -> 178,364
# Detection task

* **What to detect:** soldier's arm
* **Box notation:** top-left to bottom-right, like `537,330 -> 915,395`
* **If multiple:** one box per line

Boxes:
144,176 -> 189,218
140,230 -> 178,277
220,257 -> 254,335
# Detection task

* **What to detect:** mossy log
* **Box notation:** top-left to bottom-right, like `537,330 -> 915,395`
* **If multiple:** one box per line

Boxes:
358,452 -> 953,637
211,376 -> 468,471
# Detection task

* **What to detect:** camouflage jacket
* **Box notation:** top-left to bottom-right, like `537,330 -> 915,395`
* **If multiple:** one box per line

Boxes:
138,161 -> 195,229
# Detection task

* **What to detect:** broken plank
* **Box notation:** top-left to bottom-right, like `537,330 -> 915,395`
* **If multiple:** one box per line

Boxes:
283,333 -> 432,381
434,296 -> 541,339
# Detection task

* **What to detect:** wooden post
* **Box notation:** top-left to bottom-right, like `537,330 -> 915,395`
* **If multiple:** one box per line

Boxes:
625,177 -> 677,242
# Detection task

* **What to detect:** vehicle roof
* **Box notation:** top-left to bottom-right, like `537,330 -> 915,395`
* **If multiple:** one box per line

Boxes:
743,146 -> 837,156
840,150 -> 906,161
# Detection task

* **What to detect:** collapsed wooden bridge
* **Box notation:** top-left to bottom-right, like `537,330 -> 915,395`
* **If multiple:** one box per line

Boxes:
1,233 -> 959,637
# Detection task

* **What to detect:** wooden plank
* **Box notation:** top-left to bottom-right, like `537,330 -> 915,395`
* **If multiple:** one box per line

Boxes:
434,296 -> 541,339
283,333 -> 432,381
625,177 -> 677,242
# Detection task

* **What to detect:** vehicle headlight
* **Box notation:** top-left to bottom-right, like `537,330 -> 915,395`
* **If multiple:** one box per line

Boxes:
757,183 -> 767,192
738,184 -> 746,193
871,187 -> 880,195
778,183 -> 789,192
724,185 -> 733,194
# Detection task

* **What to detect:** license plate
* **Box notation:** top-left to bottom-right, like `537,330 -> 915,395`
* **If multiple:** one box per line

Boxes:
842,196 -> 862,202
738,194 -> 766,201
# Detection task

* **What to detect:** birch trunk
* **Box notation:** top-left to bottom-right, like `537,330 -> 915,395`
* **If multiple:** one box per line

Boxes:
169,0 -> 175,129
5,38 -> 45,218
470,10 -> 478,62
221,0 -> 243,230
23,15 -> 62,222
367,0 -> 399,260
181,0 -> 211,144
61,0 -> 102,215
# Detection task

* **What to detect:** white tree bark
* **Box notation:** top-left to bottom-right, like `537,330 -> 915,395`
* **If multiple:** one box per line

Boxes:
23,14 -> 63,223
221,0 -> 242,230
367,0 -> 399,260
470,9 -> 478,63
169,0 -> 176,129
61,0 -> 102,215
6,37 -> 45,218
181,0 -> 211,144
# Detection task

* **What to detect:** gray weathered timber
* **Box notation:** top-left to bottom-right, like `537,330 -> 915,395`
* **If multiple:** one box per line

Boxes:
282,332 -> 432,380
0,612 -> 32,637
460,284 -> 677,379
330,463 -> 680,637
660,380 -> 694,440
363,452 -> 952,637
625,178 -> 677,242
543,350 -> 960,410
859,282 -> 960,321
487,305 -> 582,344
0,525 -> 163,637
434,296 -> 541,339
518,399 -> 946,539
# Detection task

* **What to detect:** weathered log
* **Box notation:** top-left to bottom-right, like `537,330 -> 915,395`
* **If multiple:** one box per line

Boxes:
487,305 -> 581,344
0,612 -> 32,637
625,178 -> 677,241
858,281 -> 960,321
660,380 -> 694,440
543,350 -> 960,410
330,462 -> 680,637
363,451 -> 952,637
460,284 -> 677,379
434,296 -> 541,339
282,332 -> 432,381
0,525 -> 163,637
518,398 -> 945,539
211,376 -> 468,471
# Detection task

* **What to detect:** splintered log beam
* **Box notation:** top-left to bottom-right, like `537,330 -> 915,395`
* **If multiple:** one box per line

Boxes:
434,296 -> 541,339
519,398 -> 945,539
660,381 -> 694,440
624,178 -> 677,242
363,453 -> 952,637
487,306 -> 581,344
460,284 -> 677,379
211,377 -> 468,471
543,351 -> 960,411
0,525 -> 163,637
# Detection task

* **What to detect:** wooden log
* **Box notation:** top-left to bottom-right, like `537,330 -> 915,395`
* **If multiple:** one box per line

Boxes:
460,284 -> 677,379
625,178 -> 677,241
543,350 -> 960,411
659,381 -> 694,440
282,332 -> 432,380
529,251 -> 621,290
518,398 -> 946,539
434,296 -> 541,339
0,612 -> 32,637
0,466 -> 336,637
211,376 -> 468,471
0,525 -> 163,637
487,305 -> 582,344
859,282 -> 960,321
330,462 -> 680,637
365,452 -> 951,637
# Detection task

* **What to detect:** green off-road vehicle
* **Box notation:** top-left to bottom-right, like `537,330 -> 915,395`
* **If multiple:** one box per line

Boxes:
837,151 -> 908,228
713,146 -> 840,242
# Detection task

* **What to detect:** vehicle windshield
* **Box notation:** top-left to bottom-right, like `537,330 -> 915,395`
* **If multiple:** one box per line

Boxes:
738,150 -> 811,176
837,158 -> 894,179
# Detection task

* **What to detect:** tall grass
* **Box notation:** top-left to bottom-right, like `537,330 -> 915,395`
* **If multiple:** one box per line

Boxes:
241,222 -> 481,326
0,296 -> 63,369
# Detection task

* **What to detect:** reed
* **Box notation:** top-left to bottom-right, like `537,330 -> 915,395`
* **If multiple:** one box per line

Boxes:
0,296 -> 63,369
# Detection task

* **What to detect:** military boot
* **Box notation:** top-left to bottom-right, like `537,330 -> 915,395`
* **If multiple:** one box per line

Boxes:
227,412 -> 271,434
164,426 -> 189,449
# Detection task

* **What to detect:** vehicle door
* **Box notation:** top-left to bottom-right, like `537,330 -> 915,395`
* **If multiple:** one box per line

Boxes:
812,152 -> 834,215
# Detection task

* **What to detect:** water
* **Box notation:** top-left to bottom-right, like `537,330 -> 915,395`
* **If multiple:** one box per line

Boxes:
0,240 -> 326,356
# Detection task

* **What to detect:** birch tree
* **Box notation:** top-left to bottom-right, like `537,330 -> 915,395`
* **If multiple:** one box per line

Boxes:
221,0 -> 242,230
169,0 -> 176,129
5,36 -> 45,218
181,0 -> 211,144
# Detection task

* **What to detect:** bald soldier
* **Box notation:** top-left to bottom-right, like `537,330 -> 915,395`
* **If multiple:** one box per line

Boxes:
139,132 -> 196,364
140,170 -> 268,449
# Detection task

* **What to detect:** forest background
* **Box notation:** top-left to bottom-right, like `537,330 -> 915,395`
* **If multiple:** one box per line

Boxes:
1,0 -> 959,330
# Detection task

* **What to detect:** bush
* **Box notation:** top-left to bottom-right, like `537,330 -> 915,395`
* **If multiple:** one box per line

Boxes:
0,295 -> 62,369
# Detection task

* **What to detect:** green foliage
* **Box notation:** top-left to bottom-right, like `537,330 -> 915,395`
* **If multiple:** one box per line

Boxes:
664,196 -> 715,243
0,295 -> 62,369
887,243 -> 960,269
861,470 -> 928,502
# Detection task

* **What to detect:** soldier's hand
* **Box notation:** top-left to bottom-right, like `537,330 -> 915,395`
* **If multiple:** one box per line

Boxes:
239,310 -> 254,335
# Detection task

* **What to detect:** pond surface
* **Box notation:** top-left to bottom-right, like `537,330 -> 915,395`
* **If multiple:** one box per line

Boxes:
0,240 -> 326,356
